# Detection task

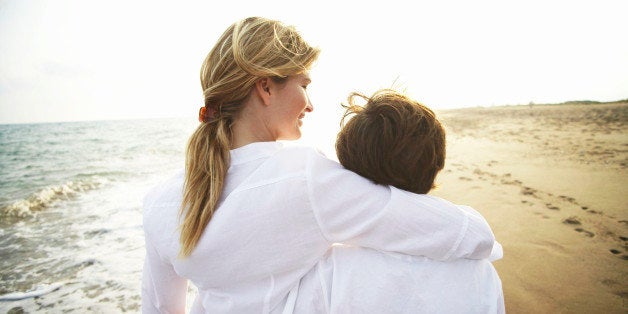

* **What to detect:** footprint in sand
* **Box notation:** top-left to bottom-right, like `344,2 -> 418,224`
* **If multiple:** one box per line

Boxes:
458,176 -> 472,181
558,195 -> 576,203
450,163 -> 467,171
546,203 -> 560,210
562,217 -> 581,225
473,168 -> 492,179
574,228 -> 595,237
521,186 -> 537,196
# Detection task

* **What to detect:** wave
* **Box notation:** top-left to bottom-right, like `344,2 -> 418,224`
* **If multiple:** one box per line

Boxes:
0,282 -> 64,301
75,170 -> 130,179
0,177 -> 107,218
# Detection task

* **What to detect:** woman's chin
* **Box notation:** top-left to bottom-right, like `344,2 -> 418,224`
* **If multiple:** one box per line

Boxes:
278,131 -> 302,141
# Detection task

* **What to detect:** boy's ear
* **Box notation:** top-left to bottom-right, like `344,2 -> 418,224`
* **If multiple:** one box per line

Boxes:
254,78 -> 272,106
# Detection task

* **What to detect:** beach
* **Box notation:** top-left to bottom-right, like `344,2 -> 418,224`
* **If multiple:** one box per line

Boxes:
433,102 -> 628,313
1,102 -> 626,313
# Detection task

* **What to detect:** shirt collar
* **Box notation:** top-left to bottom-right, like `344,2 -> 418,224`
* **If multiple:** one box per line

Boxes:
230,141 -> 283,166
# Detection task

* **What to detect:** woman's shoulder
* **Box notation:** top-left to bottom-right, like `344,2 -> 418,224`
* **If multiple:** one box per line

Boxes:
142,171 -> 184,259
276,143 -> 342,170
229,143 -> 345,193
276,142 -> 326,157
143,170 -> 184,217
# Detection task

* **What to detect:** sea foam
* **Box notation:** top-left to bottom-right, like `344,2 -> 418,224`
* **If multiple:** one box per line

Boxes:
0,177 -> 107,218
0,282 -> 64,301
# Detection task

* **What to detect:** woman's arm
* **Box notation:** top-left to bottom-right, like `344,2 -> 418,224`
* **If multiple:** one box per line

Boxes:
141,239 -> 187,314
306,150 -> 494,261
141,185 -> 187,314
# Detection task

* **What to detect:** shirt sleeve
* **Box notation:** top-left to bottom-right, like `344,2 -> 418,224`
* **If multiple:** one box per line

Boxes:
306,150 -> 495,261
458,205 -> 503,261
142,186 -> 187,314
141,237 -> 187,314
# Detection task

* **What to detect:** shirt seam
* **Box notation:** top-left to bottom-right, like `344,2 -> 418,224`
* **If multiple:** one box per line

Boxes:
262,274 -> 275,314
229,172 -> 304,195
305,150 -> 334,244
442,207 -> 469,260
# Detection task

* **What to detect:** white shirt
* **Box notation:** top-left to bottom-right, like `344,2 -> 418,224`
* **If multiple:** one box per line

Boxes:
142,142 -> 496,313
292,245 -> 505,314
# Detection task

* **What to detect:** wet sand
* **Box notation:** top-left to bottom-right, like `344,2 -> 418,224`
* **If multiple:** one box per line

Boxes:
432,102 -> 628,313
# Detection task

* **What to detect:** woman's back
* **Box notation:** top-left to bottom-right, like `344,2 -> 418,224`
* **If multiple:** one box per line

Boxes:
144,143 -> 328,312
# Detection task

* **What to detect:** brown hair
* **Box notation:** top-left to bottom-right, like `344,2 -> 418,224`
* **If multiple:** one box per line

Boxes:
180,17 -> 319,257
336,89 -> 446,194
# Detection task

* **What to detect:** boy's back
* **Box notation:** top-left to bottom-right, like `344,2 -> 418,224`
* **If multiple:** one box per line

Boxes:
293,245 -> 504,313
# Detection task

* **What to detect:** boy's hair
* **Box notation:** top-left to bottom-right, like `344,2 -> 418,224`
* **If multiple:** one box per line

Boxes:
335,89 -> 446,194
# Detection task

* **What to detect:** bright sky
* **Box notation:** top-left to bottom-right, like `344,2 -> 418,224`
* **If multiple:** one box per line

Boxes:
1,0 -> 626,136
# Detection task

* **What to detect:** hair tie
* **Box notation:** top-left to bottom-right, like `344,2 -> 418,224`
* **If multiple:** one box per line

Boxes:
198,106 -> 217,123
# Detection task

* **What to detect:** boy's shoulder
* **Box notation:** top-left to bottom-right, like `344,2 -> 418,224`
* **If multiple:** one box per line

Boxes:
391,187 -> 454,206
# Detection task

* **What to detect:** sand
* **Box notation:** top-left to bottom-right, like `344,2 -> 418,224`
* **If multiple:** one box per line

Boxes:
431,102 -> 628,313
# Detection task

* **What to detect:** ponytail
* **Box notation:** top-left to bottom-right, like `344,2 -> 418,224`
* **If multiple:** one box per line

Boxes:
179,119 -> 231,257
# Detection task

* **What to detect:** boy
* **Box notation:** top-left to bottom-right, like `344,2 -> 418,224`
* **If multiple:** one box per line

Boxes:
291,90 -> 504,313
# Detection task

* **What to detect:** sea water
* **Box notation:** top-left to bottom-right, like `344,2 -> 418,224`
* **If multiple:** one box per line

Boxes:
0,118 -> 196,312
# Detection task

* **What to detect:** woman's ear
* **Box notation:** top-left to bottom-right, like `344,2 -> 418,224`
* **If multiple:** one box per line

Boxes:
254,78 -> 272,106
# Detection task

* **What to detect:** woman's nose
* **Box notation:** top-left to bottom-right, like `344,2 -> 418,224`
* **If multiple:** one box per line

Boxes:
305,95 -> 314,112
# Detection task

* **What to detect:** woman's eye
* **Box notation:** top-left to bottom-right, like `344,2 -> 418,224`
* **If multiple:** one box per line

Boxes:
302,85 -> 308,90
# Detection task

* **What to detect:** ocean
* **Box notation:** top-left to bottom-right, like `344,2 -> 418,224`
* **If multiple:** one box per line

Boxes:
0,118 -> 197,312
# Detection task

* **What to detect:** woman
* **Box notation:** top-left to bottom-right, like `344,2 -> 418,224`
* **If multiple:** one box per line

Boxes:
142,17 -> 495,313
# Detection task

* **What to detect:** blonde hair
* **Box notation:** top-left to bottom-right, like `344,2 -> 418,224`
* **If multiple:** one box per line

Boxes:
180,17 -> 319,257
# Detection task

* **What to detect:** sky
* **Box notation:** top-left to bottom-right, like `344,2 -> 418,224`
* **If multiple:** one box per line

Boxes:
1,0 -> 627,129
